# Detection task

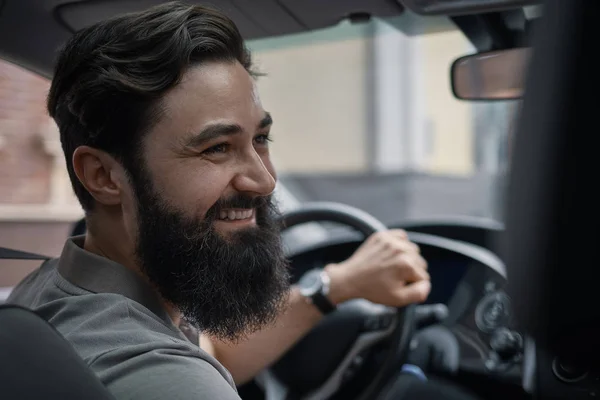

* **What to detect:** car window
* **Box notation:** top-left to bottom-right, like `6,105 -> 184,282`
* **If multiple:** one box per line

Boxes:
248,12 -> 520,225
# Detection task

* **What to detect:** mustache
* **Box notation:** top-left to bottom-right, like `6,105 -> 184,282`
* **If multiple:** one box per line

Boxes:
205,194 -> 274,220
216,194 -> 270,210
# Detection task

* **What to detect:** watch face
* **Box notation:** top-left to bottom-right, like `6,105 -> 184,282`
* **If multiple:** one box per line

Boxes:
299,270 -> 322,297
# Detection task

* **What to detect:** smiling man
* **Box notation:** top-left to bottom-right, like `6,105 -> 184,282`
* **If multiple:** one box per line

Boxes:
7,2 -> 430,399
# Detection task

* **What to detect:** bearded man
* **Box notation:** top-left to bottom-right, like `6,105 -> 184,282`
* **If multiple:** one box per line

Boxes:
7,2 -> 430,398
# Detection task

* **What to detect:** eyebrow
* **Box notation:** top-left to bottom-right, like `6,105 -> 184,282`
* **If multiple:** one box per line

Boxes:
183,113 -> 273,149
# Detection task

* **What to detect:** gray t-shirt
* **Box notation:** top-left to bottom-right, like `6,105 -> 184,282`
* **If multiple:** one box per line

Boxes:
7,236 -> 241,400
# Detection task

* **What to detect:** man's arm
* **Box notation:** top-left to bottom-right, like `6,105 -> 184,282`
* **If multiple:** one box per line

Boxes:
201,230 -> 431,385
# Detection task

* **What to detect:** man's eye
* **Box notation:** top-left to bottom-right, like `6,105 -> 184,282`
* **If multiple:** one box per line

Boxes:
254,134 -> 272,146
202,143 -> 229,155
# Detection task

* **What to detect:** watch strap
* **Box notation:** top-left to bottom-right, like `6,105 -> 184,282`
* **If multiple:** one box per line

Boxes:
310,289 -> 336,314
309,270 -> 336,315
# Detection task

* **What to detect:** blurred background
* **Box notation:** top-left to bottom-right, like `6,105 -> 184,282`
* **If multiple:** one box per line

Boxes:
0,11 -> 517,290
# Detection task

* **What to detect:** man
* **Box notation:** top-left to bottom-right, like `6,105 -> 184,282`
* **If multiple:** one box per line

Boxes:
7,2 -> 430,398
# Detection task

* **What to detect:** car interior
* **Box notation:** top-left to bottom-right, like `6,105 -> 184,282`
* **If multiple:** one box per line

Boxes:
1,0 -> 598,399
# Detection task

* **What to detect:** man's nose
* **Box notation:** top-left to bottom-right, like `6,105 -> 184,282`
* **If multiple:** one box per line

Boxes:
231,150 -> 276,196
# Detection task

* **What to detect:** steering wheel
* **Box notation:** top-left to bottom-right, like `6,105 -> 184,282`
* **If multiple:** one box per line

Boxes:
257,202 -> 417,400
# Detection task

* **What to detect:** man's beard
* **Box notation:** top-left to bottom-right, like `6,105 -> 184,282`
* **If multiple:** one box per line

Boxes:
131,172 -> 290,342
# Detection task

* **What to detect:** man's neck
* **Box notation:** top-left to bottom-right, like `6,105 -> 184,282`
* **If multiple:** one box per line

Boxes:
83,226 -> 136,273
82,217 -> 184,327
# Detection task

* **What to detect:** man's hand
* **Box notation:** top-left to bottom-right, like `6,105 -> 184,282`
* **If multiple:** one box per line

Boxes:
325,229 -> 431,307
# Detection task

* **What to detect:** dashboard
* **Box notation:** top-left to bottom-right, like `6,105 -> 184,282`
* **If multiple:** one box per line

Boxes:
284,233 -> 527,387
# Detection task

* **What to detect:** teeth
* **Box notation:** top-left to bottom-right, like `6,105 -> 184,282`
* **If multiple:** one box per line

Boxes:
218,209 -> 253,221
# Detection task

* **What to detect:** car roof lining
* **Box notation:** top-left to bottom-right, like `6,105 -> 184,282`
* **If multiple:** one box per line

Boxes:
56,1 -> 268,38
0,0 -> 535,79
0,0 -> 405,78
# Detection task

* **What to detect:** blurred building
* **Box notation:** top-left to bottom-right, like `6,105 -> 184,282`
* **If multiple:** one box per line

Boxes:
0,61 -> 82,288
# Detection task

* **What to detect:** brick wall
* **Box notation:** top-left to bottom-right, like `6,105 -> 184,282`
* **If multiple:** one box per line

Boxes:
0,60 -> 53,204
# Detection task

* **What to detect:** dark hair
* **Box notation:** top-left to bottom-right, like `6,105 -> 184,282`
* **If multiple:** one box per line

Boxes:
48,1 -> 254,212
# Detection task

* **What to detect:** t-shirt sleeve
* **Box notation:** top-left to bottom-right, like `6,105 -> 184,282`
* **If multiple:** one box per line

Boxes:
92,347 -> 241,400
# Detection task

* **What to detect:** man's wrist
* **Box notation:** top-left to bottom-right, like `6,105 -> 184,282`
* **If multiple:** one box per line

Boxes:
323,263 -> 355,305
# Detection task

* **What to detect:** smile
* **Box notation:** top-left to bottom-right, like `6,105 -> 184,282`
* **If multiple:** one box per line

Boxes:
218,209 -> 255,221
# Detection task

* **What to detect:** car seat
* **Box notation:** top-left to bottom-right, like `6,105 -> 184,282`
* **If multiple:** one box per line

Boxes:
0,247 -> 114,399
0,304 -> 116,399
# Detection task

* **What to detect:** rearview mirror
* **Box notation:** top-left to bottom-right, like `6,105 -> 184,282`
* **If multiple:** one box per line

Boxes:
451,48 -> 530,101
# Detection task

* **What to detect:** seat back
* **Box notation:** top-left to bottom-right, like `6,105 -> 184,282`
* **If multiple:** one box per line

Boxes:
504,0 -> 600,363
0,305 -> 115,399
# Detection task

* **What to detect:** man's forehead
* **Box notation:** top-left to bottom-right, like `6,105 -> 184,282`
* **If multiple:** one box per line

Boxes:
159,63 -> 259,118
162,62 -> 261,111
147,63 -> 268,147
177,62 -> 253,93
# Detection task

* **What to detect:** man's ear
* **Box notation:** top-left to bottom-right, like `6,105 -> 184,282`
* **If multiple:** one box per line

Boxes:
72,146 -> 128,206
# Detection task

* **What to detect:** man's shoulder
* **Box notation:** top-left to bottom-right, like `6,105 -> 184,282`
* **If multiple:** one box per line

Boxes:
73,298 -> 240,398
7,253 -> 176,347
8,270 -> 179,358
95,341 -> 241,400
7,257 -> 61,304
6,243 -> 239,398
33,292 -> 239,399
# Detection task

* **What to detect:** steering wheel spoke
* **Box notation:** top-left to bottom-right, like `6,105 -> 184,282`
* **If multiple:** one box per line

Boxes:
259,302 -> 398,400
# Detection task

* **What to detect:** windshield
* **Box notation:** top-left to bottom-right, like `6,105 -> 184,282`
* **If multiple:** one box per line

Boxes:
248,12 -> 519,225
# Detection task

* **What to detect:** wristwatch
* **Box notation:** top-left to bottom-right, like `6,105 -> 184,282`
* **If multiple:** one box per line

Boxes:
297,268 -> 337,315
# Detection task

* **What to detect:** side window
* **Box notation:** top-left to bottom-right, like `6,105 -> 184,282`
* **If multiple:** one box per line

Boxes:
0,60 -> 81,292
